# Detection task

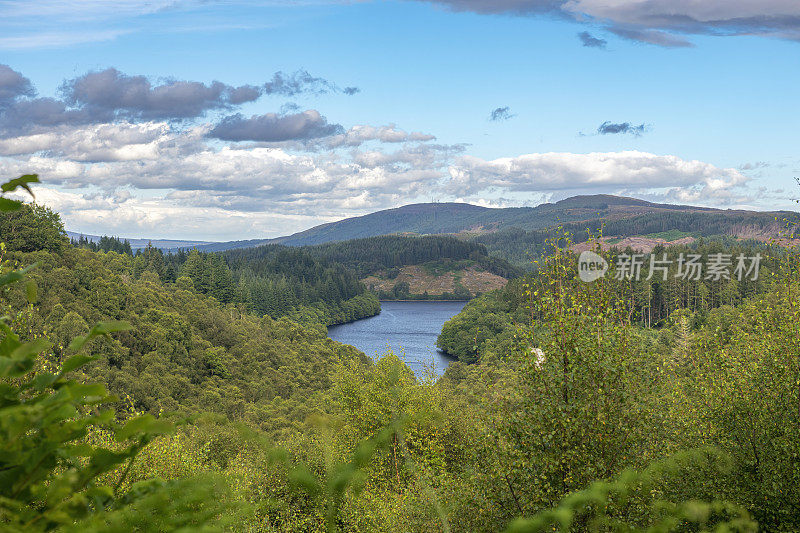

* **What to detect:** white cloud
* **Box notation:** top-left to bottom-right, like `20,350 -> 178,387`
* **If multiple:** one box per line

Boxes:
0,114 -> 768,239
0,122 -> 181,161
0,126 -> 451,223
325,124 -> 436,148
447,150 -> 749,203
27,185 -> 341,240
2,138 -> 764,238
0,64 -> 770,239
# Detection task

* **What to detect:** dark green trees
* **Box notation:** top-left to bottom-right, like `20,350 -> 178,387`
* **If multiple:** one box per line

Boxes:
0,203 -> 67,253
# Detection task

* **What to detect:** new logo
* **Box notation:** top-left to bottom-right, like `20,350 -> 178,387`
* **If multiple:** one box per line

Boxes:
578,251 -> 608,282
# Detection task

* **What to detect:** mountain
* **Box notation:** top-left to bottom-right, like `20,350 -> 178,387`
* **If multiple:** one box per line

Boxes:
191,194 -> 798,252
70,194 -> 799,254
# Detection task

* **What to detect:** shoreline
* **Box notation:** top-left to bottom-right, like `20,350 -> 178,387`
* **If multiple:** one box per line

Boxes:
379,299 -> 470,302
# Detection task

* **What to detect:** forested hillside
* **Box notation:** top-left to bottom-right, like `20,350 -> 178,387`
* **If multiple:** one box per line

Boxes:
473,209 -> 800,267
299,235 -> 520,279
181,194 -> 799,254
70,237 -> 381,326
73,232 -> 519,311
2,176 -> 799,531
223,235 -> 520,300
439,237 -> 780,363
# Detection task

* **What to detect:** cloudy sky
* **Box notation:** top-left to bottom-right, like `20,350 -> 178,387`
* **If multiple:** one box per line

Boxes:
1,0 -> 798,241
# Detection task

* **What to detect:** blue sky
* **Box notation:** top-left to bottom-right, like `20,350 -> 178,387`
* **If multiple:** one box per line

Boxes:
1,0 -> 798,240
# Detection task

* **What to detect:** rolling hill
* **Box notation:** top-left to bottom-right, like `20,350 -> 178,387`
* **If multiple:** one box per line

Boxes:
68,194 -> 800,255
190,194 -> 799,253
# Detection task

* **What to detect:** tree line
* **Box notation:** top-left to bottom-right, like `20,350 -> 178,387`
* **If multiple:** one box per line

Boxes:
473,209 -> 800,267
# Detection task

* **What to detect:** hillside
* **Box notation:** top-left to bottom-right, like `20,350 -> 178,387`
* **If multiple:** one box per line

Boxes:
223,235 -> 522,299
362,263 -> 507,299
67,195 -> 800,255
186,194 -> 799,253
4,176 -> 800,531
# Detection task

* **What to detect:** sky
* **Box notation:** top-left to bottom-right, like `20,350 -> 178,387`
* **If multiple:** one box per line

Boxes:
0,0 -> 799,241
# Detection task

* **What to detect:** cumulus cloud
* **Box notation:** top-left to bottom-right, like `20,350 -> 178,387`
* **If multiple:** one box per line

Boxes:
0,63 -> 450,233
1,126 -> 762,237
489,106 -> 515,121
349,143 -> 464,171
59,68 -> 260,120
447,151 -> 749,204
0,122 -> 198,162
415,0 -> 800,46
0,124 -> 456,218
209,110 -> 344,142
0,63 -> 768,239
0,64 -> 356,135
226,85 -> 262,105
0,64 -> 35,101
597,121 -> 647,136
26,185 -> 339,241
0,97 -> 100,133
578,31 -> 607,48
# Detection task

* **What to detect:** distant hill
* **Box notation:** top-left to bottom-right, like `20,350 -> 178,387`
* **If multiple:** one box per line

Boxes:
66,231 -> 214,251
69,194 -> 800,254
192,194 -> 799,252
187,202 -> 494,252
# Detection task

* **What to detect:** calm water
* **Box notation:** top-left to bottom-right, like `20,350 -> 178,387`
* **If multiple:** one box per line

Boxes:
327,300 -> 467,377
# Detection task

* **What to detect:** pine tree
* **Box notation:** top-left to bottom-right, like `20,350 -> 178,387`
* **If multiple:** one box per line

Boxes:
181,250 -> 210,293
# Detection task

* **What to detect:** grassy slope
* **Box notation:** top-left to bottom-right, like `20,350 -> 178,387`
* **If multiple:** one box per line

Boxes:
362,262 -> 507,298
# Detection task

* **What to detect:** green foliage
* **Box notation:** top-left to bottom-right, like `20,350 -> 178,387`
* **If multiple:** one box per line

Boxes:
0,203 -> 67,253
71,235 -> 133,255
437,279 -> 527,363
0,176 -> 233,531
440,240 -> 781,364
440,230 -> 800,530
2,174 -> 799,532
175,245 -> 381,325
506,449 -> 757,533
0,175 -> 65,253
683,284 -> 800,529
490,237 -> 659,512
4,243 -> 372,437
295,235 -> 521,279
65,475 -> 242,533
639,229 -> 697,241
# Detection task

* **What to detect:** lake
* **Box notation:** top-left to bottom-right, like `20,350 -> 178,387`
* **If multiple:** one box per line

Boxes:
327,300 -> 467,377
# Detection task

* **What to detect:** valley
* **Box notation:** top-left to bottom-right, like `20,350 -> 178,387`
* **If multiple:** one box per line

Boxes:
4,181 -> 800,532
6,3 -> 800,529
